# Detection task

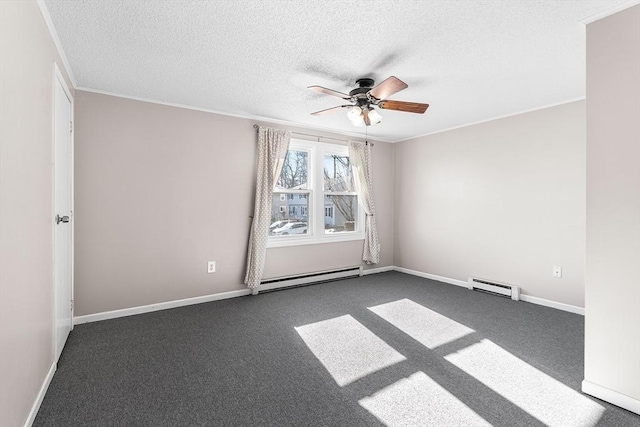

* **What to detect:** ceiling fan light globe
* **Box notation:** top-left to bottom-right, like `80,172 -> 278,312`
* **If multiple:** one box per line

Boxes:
347,106 -> 362,121
347,106 -> 365,127
368,109 -> 382,125
350,116 -> 365,127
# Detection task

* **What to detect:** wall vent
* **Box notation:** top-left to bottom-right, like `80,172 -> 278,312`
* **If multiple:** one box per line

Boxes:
468,277 -> 520,301
258,266 -> 362,293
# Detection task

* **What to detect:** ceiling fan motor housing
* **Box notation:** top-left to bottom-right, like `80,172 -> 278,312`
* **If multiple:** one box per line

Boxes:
350,78 -> 377,102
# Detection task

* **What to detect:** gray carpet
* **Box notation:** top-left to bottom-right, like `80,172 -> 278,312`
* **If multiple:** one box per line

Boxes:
34,272 -> 640,426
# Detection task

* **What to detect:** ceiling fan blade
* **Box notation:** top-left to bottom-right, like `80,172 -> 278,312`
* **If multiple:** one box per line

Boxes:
311,105 -> 351,116
308,85 -> 350,99
378,100 -> 429,114
362,109 -> 371,126
368,76 -> 408,100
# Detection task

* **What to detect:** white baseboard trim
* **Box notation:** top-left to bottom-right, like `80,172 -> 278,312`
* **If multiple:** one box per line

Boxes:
520,294 -> 585,315
73,267 -> 585,324
361,265 -> 395,275
582,380 -> 640,415
73,289 -> 252,325
73,266 -> 395,324
393,266 -> 468,288
393,266 -> 585,315
24,361 -> 56,427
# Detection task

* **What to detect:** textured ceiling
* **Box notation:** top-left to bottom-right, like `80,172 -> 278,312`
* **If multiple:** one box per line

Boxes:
44,0 -> 631,142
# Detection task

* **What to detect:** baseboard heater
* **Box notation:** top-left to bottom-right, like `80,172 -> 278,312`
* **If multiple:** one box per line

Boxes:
467,277 -> 520,301
258,266 -> 362,293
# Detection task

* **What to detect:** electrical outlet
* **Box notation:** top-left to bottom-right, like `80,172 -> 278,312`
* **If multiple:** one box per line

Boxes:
207,261 -> 216,273
553,266 -> 562,278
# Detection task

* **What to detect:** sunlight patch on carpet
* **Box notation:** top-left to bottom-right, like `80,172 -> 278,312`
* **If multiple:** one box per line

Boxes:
368,298 -> 474,349
445,339 -> 605,427
295,315 -> 406,386
359,371 -> 491,427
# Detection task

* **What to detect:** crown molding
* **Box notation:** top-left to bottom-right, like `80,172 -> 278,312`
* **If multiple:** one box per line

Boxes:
36,0 -> 77,86
579,0 -> 640,25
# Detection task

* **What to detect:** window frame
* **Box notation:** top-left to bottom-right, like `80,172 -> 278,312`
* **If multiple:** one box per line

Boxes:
268,139 -> 364,248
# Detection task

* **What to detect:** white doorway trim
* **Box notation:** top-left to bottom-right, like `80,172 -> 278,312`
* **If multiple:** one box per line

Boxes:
52,63 -> 74,363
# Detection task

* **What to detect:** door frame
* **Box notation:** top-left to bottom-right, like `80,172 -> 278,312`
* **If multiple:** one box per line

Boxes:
52,63 -> 74,363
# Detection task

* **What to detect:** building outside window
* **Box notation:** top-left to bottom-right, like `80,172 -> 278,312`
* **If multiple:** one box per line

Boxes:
325,206 -> 333,219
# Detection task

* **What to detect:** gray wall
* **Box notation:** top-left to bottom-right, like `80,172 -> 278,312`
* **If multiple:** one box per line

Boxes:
73,91 -> 394,316
0,2 -> 74,426
585,5 -> 640,403
394,101 -> 586,307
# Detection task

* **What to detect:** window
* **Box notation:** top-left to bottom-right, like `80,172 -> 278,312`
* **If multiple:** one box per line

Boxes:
323,152 -> 357,234
270,148 -> 310,235
268,139 -> 363,247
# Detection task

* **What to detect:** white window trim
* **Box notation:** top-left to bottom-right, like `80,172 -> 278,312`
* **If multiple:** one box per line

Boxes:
268,139 -> 364,248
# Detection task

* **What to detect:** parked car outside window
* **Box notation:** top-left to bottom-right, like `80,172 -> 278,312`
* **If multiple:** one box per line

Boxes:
272,222 -> 308,235
269,220 -> 294,232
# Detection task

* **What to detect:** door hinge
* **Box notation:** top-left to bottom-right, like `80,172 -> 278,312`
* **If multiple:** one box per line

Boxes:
70,121 -> 73,133
70,300 -> 74,311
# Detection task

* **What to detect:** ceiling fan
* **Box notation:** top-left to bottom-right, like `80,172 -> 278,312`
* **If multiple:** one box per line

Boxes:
308,76 -> 429,127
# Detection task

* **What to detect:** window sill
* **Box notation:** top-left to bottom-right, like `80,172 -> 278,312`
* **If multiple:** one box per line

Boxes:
267,233 -> 364,248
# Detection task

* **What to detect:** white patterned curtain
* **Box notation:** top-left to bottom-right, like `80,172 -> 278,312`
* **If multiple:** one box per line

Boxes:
349,141 -> 380,264
245,127 -> 290,293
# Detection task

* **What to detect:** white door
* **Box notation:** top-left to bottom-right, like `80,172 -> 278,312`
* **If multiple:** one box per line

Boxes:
54,70 -> 72,362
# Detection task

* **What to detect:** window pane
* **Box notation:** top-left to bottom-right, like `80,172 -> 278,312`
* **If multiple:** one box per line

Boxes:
277,150 -> 308,190
270,192 -> 309,236
324,195 -> 357,234
324,154 -> 354,192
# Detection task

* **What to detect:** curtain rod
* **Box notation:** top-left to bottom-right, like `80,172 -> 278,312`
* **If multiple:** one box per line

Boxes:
252,124 -> 374,146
